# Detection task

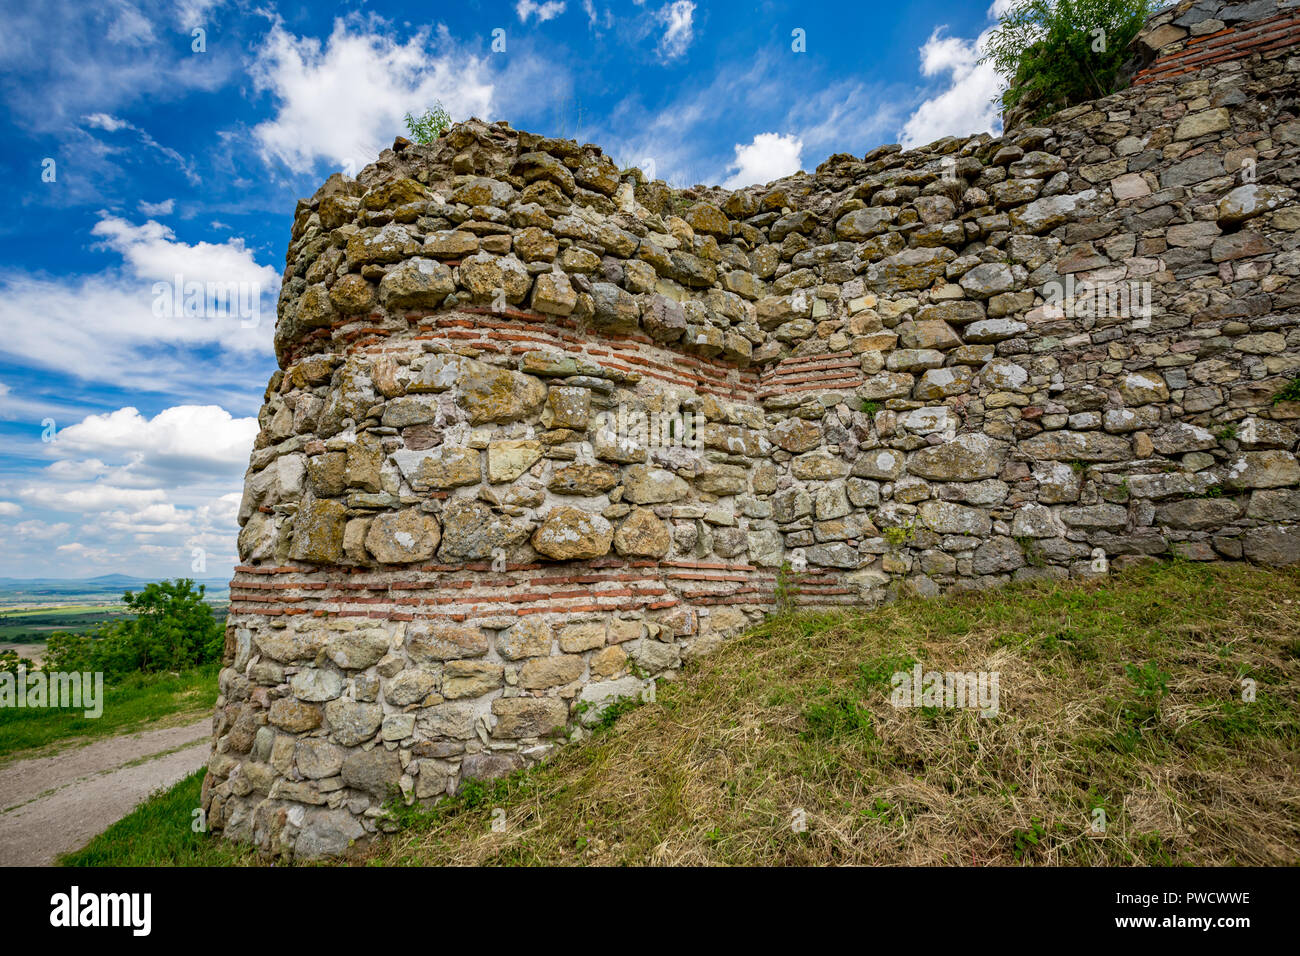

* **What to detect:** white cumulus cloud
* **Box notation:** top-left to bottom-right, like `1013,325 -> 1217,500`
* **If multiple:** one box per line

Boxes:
56,405 -> 258,474
249,19 -> 497,174
0,403 -> 255,578
0,213 -> 280,397
722,132 -> 803,189
18,484 -> 168,513
899,25 -> 1004,149
91,216 -> 278,291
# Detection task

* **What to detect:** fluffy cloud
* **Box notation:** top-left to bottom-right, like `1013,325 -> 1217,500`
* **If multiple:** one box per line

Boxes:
249,19 -> 498,174
106,6 -> 155,45
174,0 -> 226,27
898,25 -> 1004,149
722,132 -> 803,188
84,112 -> 130,132
0,214 -> 279,396
657,1 -> 696,60
516,1 -> 567,23
55,405 -> 257,475
91,216 -> 278,292
17,484 -> 167,513
45,459 -> 110,482
11,520 -> 71,540
0,404 -> 253,577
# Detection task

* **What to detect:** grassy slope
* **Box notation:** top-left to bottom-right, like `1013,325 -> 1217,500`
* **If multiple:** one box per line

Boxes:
65,562 -> 1300,866
0,665 -> 219,761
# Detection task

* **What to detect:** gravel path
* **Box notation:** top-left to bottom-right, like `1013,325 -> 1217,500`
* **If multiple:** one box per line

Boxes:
0,719 -> 210,866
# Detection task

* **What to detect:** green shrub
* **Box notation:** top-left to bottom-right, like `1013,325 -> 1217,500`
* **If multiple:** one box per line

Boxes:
404,103 -> 451,144
1273,376 -> 1300,405
981,0 -> 1154,122
0,649 -> 34,674
43,579 -> 223,678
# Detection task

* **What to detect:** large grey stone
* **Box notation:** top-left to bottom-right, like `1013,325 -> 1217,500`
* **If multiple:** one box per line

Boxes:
908,433 -> 1008,480
295,808 -> 366,860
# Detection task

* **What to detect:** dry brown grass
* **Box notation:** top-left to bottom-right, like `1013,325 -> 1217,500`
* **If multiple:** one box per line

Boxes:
370,561 -> 1300,866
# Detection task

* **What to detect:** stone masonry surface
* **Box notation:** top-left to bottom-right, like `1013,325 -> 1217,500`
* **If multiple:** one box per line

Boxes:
205,0 -> 1300,859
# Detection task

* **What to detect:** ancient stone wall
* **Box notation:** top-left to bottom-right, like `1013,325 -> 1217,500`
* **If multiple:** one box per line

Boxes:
205,0 -> 1300,859
1130,0 -> 1300,86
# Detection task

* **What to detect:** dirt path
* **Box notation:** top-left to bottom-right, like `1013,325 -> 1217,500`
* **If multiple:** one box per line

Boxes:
0,720 -> 210,866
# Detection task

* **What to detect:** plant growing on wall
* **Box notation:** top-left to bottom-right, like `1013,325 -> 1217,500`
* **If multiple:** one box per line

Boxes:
404,102 -> 451,144
981,0 -> 1155,122
1273,375 -> 1300,405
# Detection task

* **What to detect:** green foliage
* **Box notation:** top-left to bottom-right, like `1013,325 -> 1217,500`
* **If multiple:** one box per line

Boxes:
857,651 -> 916,689
861,797 -> 904,825
574,694 -> 643,732
774,561 -> 802,611
802,651 -> 913,741
1012,816 -> 1049,861
1273,376 -> 1300,405
594,695 -> 642,730
802,691 -> 875,740
859,400 -> 881,416
380,769 -> 528,833
1215,423 -> 1238,441
1015,535 -> 1047,568
981,0 -> 1154,121
43,579 -> 223,678
1117,660 -> 1170,735
883,521 -> 915,550
0,649 -> 34,674
404,103 -> 451,144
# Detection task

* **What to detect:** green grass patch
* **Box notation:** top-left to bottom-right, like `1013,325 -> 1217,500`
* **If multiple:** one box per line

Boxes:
0,664 -> 218,760
59,770 -> 254,867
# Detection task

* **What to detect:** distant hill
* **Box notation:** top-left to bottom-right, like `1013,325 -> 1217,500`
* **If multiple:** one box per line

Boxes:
0,575 -> 230,604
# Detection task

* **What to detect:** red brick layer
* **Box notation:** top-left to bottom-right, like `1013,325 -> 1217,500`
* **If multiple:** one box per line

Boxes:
226,558 -> 862,623
1133,12 -> 1300,86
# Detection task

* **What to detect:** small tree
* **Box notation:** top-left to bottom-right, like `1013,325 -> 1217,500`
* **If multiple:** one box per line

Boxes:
0,649 -> 34,675
44,579 -> 223,676
404,102 -> 451,144
981,0 -> 1154,122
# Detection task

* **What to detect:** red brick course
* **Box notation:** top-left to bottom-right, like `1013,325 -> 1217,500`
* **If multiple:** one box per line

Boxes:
1133,12 -> 1300,86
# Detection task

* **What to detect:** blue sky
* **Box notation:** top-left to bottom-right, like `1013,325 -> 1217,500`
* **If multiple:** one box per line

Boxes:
0,0 -> 1012,581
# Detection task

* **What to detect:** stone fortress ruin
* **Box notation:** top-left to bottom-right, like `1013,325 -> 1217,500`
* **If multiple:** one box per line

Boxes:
205,0 -> 1300,858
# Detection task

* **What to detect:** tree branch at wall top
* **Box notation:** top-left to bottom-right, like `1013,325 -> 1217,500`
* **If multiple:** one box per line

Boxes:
982,0 -> 1157,129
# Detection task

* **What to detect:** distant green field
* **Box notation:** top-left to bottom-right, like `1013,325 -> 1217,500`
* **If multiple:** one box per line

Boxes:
0,603 -> 229,644
0,607 -> 131,644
